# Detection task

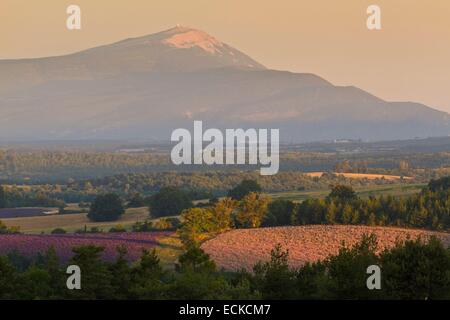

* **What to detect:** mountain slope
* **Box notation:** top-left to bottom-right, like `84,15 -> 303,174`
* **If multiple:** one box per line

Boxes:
0,26 -> 448,142
0,26 -> 265,94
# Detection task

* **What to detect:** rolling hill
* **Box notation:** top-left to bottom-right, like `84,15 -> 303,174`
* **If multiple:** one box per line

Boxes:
201,225 -> 450,271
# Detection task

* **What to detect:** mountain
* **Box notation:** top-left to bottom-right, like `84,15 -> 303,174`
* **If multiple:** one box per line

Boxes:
0,26 -> 449,142
0,26 -> 264,93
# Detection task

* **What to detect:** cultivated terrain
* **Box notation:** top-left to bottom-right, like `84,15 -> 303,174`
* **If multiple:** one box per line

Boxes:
202,225 -> 450,270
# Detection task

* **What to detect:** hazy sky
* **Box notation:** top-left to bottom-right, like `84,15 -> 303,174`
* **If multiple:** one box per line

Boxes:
1,0 -> 449,112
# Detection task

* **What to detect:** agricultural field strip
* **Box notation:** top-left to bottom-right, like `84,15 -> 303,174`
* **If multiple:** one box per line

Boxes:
305,172 -> 413,180
1,207 -> 150,233
0,233 -> 164,245
0,232 -> 173,262
202,225 -> 450,271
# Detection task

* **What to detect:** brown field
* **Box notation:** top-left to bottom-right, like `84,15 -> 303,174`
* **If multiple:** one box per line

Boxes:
1,207 -> 150,234
305,172 -> 413,180
201,225 -> 450,271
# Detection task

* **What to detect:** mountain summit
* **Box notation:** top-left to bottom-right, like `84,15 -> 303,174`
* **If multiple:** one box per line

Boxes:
83,25 -> 266,73
160,26 -> 228,53
0,26 -> 265,93
0,27 -> 449,141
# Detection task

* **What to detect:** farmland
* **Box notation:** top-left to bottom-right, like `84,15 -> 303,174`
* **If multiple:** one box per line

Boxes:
1,206 -> 150,234
269,183 -> 424,202
0,207 -> 58,219
304,172 -> 413,181
0,231 -> 174,263
0,183 -> 426,234
201,225 -> 450,271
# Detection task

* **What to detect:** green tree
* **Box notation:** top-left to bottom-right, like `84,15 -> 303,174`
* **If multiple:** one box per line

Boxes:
227,179 -> 262,200
210,197 -> 236,231
88,193 -> 125,222
0,186 -> 7,208
149,187 -> 192,218
322,234 -> 380,299
169,246 -> 232,299
328,185 -> 358,202
428,176 -> 450,192
380,237 -> 450,299
367,212 -> 377,226
263,199 -> 295,226
341,204 -> 355,224
66,245 -> 114,299
176,245 -> 217,274
253,244 -> 297,299
235,192 -> 271,228
130,249 -> 166,299
178,198 -> 235,246
109,246 -> 132,299
19,266 -> 53,300
127,193 -> 146,208
0,256 -> 19,299
325,200 -> 338,224
36,247 -> 64,299
178,208 -> 216,246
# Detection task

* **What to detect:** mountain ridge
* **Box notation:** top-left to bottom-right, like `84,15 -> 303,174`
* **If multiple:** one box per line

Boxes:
0,26 -> 448,142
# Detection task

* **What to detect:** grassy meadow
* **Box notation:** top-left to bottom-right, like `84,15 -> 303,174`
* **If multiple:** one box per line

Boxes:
269,183 -> 425,202
2,206 -> 150,234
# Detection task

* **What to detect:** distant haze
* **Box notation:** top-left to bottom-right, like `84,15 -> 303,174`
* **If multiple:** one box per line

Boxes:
0,26 -> 449,142
1,0 -> 449,112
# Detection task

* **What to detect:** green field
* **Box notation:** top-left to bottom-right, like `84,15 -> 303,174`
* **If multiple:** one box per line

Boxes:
269,183 -> 425,202
2,207 -> 154,234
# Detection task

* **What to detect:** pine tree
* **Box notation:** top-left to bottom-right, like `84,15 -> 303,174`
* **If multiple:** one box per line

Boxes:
0,186 -> 7,208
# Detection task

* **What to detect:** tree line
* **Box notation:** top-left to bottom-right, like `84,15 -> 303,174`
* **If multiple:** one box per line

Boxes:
176,178 -> 450,247
0,235 -> 449,299
292,182 -> 450,230
84,177 -> 450,233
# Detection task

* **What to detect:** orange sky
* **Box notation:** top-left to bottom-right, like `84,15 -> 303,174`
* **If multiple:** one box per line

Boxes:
1,0 -> 449,112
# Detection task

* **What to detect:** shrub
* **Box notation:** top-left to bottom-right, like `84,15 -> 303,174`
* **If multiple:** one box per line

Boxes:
0,220 -> 20,234
51,228 -> 67,234
109,225 -> 127,233
132,220 -> 153,232
153,219 -> 172,230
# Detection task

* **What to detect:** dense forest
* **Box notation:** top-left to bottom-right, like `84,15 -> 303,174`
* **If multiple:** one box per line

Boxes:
84,171 -> 402,194
2,146 -> 450,210
0,171 -> 408,207
293,185 -> 450,230
2,148 -> 450,182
